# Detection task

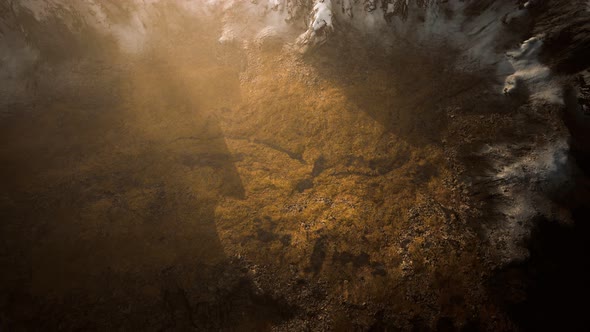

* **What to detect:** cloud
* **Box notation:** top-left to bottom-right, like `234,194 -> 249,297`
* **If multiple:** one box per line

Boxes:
503,36 -> 563,104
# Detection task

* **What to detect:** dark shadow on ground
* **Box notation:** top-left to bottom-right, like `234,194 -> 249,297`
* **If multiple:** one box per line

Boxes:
487,207 -> 590,331
303,34 -> 498,148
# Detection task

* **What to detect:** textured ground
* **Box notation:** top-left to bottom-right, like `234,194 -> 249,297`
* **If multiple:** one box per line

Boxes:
1,1 -> 589,331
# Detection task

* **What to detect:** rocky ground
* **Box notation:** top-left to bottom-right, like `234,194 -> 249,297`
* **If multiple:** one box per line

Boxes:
1,1 -> 589,331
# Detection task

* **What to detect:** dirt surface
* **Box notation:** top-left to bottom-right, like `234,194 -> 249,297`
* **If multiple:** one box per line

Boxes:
1,3 -> 589,331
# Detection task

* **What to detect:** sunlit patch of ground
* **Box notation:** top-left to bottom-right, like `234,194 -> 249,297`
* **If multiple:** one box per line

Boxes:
208,37 -> 502,328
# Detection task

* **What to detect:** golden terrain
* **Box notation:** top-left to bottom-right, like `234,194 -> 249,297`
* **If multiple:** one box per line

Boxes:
0,11 -> 567,331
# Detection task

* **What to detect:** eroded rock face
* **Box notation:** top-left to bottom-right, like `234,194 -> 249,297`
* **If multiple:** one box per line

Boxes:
1,0 -> 589,330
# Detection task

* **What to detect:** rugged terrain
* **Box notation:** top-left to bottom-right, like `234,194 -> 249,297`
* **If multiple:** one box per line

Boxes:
1,1 -> 589,331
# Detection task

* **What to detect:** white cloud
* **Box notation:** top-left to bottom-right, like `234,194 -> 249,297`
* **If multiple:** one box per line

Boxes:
503,36 -> 563,104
